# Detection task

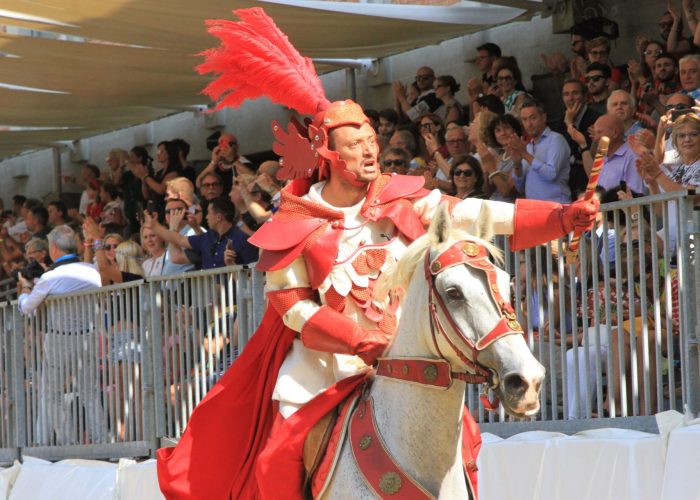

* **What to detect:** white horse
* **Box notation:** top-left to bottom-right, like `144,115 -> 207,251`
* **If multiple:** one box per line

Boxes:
317,204 -> 545,499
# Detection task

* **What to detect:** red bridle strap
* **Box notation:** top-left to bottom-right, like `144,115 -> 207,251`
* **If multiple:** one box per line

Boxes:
420,239 -> 525,409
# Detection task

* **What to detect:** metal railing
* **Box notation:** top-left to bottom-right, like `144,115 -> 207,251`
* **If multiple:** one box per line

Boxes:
477,190 -> 699,436
0,192 -> 696,462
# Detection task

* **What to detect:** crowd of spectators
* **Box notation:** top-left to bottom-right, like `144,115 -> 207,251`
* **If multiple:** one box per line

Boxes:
2,5 -> 699,432
2,132 -> 280,299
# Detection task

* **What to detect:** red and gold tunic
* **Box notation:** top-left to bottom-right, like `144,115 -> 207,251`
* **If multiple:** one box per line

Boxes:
250,173 -> 517,416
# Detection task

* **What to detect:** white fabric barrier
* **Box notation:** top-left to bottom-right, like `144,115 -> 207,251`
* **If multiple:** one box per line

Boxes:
478,428 -> 677,500
661,424 -> 700,500
8,457 -> 116,500
116,459 -> 164,500
2,426 -> 700,499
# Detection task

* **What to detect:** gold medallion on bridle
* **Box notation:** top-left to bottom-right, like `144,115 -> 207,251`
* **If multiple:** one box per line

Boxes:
430,261 -> 442,273
424,364 -> 438,382
359,435 -> 372,450
464,242 -> 479,257
379,472 -> 402,494
508,319 -> 521,330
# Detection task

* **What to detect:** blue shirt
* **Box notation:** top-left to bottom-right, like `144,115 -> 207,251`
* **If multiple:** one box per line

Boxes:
512,127 -> 571,203
598,142 -> 646,194
188,225 -> 258,269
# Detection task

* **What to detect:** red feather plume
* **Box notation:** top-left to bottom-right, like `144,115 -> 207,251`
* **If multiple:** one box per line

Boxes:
196,8 -> 330,116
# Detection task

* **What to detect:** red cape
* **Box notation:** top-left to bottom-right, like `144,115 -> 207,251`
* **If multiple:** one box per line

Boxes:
157,307 -> 296,500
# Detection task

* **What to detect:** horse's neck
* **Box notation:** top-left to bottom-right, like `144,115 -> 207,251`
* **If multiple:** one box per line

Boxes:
369,289 -> 467,495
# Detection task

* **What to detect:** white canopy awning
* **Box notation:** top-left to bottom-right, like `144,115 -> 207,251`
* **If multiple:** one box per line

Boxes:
0,0 -> 544,159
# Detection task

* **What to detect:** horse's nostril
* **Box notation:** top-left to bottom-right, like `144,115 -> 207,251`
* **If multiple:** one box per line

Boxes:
503,373 -> 529,397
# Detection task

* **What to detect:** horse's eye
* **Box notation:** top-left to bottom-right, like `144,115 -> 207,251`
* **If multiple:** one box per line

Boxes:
445,287 -> 464,301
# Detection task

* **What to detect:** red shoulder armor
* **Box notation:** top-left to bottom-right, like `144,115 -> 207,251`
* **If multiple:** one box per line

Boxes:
249,218 -> 324,251
375,174 -> 429,204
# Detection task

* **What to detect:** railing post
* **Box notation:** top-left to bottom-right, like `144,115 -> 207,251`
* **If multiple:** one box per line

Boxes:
680,200 -> 700,416
148,281 -> 166,451
11,304 -> 26,457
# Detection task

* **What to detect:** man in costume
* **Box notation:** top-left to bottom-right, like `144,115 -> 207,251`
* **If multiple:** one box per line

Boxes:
157,8 -> 598,500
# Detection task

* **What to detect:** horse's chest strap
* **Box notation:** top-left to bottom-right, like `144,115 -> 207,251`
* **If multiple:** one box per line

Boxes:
350,396 -> 436,499
375,358 -> 487,388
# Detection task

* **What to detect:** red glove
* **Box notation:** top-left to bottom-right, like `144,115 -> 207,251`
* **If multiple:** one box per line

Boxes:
509,198 -> 599,251
300,305 -> 388,365
560,197 -> 599,233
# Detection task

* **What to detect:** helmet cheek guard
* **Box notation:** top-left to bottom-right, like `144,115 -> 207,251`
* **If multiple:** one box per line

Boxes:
272,100 -> 370,185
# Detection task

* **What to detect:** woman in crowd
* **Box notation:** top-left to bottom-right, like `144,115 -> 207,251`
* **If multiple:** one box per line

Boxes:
84,179 -> 105,222
628,39 -> 664,115
141,225 -> 167,277
99,182 -> 126,234
434,75 -> 465,125
479,113 -> 523,202
133,141 -> 183,214
449,156 -> 486,199
638,113 -> 700,191
418,113 -> 447,159
495,61 -> 528,116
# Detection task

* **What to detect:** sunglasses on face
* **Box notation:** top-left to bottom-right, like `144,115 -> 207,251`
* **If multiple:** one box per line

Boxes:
415,74 -> 433,81
383,159 -> 405,167
201,182 -> 222,189
644,49 -> 663,56
585,75 -> 605,82
104,244 -> 118,251
666,103 -> 690,111
453,169 -> 474,177
420,123 -> 435,130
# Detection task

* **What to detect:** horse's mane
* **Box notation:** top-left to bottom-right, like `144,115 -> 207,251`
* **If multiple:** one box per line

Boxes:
375,228 -> 503,303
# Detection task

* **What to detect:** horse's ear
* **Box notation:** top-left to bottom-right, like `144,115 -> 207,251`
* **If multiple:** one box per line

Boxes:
476,202 -> 494,242
428,202 -> 452,245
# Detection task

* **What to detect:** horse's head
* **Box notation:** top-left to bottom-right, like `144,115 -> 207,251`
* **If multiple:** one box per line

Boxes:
384,203 -> 544,418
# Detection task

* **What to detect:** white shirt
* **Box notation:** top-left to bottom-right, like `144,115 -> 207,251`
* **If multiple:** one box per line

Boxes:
18,259 -> 101,331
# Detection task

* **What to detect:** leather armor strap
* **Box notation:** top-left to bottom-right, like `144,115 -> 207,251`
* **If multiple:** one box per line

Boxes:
350,397 -> 436,499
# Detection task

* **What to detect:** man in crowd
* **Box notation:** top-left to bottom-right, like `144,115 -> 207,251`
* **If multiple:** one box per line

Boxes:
159,196 -> 198,274
607,90 -> 643,138
392,66 -> 441,122
47,201 -> 70,228
196,132 -> 248,195
429,125 -> 470,192
585,37 -> 623,87
197,171 -> 225,225
559,78 -> 601,197
145,196 -> 257,269
25,205 -> 50,241
585,62 -> 612,115
17,225 -> 105,445
655,52 -> 682,97
380,146 -> 411,175
510,100 -> 572,203
475,42 -> 501,92
585,114 -> 645,194
679,54 -> 700,101
377,108 -> 399,141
